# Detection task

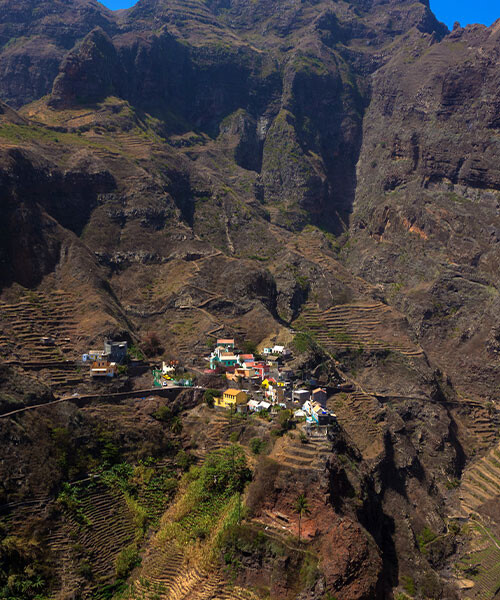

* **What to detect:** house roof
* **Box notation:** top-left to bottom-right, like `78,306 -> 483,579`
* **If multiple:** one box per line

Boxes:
259,401 -> 271,409
224,388 -> 245,395
312,388 -> 326,394
248,400 -> 260,408
217,338 -> 235,344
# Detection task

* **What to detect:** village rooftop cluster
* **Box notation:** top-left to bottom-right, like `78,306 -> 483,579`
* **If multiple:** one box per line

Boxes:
78,335 -> 337,433
82,340 -> 128,378
204,338 -> 337,429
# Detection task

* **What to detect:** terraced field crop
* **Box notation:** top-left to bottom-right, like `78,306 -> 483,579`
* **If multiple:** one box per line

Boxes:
0,290 -> 83,390
272,432 -> 332,473
457,520 -> 500,600
459,442 -> 500,514
127,446 -> 258,600
296,303 -> 423,357
453,399 -> 500,450
329,391 -> 385,459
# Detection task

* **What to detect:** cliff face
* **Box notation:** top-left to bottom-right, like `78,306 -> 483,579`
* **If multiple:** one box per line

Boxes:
349,21 -> 500,400
1,0 -> 500,598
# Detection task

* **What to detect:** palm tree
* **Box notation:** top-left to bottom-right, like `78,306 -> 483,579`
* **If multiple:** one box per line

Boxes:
293,494 -> 311,543
170,416 -> 183,435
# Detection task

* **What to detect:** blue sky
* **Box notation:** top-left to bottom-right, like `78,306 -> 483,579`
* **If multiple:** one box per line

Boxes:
101,0 -> 499,30
430,0 -> 498,29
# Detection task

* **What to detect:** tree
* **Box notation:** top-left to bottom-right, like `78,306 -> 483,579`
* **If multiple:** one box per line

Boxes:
170,416 -> 183,435
204,389 -> 221,408
142,331 -> 164,357
294,494 -> 311,543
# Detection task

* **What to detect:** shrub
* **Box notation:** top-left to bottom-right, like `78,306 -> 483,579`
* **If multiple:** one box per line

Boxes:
170,416 -> 183,435
128,345 -> 145,361
417,526 -> 437,552
246,457 -> 280,514
117,364 -> 128,376
204,389 -> 221,407
78,560 -> 93,580
115,544 -> 141,579
293,332 -> 315,353
199,446 -> 252,498
250,438 -> 265,455
420,572 -> 441,599
242,340 -> 257,354
143,332 -> 164,357
401,575 -> 416,596
175,450 -> 193,471
153,405 -> 173,422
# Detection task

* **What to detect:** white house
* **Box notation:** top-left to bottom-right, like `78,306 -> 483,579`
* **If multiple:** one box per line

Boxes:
248,399 -> 260,412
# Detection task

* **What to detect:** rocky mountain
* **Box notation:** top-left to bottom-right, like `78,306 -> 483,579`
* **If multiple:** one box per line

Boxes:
1,0 -> 500,599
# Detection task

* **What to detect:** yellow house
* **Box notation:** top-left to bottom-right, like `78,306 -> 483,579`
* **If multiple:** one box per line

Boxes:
215,388 -> 248,409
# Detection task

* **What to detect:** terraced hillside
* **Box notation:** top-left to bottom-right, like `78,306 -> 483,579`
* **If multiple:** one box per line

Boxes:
127,444 -> 261,600
47,484 -> 136,598
271,427 -> 332,473
296,302 -> 423,357
0,291 -> 78,361
130,542 -> 259,600
0,290 -> 84,391
456,518 -> 500,600
329,391 -> 385,460
459,441 -> 500,515
452,399 -> 500,451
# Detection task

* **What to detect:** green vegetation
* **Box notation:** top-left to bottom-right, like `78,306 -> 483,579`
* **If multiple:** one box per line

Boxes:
417,526 -> 437,553
248,254 -> 270,262
401,575 -> 416,596
204,388 -> 222,407
294,494 -> 311,543
99,459 -> 178,529
158,446 -> 251,548
293,331 -> 317,353
273,409 -> 294,437
152,404 -> 174,422
328,329 -> 353,344
127,345 -> 145,361
250,437 -> 266,455
299,551 -> 319,588
0,530 -> 50,600
175,449 -> 194,471
115,544 -> 141,579
56,483 -> 91,527
292,53 -> 329,76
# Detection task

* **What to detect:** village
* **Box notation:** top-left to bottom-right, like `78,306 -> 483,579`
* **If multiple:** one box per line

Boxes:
78,335 -> 339,439
153,337 -> 339,437
0,290 -> 342,441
